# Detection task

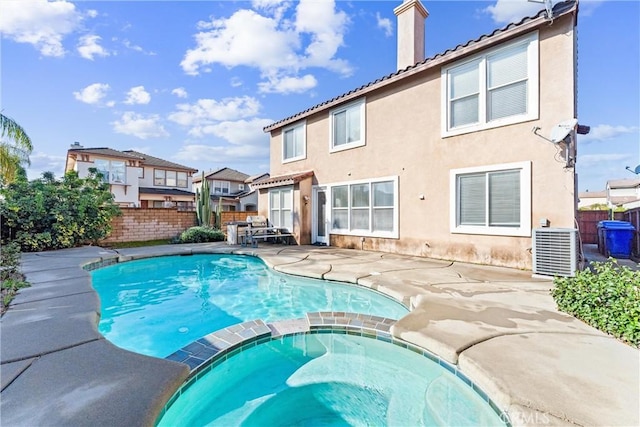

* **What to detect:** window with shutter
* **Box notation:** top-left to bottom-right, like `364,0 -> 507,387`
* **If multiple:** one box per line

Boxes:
329,177 -> 398,238
450,162 -> 531,236
330,99 -> 366,152
282,122 -> 306,163
442,33 -> 538,136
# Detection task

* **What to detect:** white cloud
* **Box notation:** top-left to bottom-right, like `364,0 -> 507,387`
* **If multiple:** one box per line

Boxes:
73,83 -> 111,105
124,86 -> 151,105
181,9 -> 299,75
376,12 -> 393,37
483,0 -> 550,25
230,77 -> 243,88
171,87 -> 188,98
294,0 -> 351,73
86,10 -> 98,19
258,74 -> 317,94
181,0 -> 352,94
175,141 -> 270,164
579,124 -> 640,144
112,112 -> 169,139
77,34 -> 109,60
0,0 -> 83,57
168,96 -> 261,129
26,151 -> 66,180
187,118 -> 273,141
122,39 -> 156,55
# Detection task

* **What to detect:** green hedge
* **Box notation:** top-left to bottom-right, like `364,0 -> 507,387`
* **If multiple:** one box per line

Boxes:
176,226 -> 225,244
552,260 -> 640,347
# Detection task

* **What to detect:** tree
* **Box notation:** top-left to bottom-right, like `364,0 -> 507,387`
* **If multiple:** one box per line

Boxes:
1,113 -> 33,185
0,170 -> 121,251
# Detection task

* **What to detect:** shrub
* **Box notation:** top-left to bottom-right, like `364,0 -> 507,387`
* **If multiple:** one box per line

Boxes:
1,242 -> 29,314
0,170 -> 120,251
552,260 -> 640,347
177,226 -> 225,244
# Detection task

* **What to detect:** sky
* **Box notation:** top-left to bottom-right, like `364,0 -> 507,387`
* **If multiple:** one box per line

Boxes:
1,0 -> 638,192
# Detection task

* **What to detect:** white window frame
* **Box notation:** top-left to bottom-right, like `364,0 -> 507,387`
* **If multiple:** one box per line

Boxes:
449,161 -> 531,237
282,121 -> 306,163
329,99 -> 366,153
268,186 -> 293,231
328,176 -> 399,239
213,180 -> 230,195
441,32 -> 539,137
95,159 -> 126,185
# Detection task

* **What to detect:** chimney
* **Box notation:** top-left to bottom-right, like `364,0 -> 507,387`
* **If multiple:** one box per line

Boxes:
394,0 -> 428,70
70,141 -> 83,149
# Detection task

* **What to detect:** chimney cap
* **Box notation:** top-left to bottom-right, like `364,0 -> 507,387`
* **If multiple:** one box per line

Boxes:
70,141 -> 83,148
394,0 -> 429,19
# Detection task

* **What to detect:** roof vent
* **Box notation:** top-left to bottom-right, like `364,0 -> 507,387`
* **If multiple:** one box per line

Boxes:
70,141 -> 83,148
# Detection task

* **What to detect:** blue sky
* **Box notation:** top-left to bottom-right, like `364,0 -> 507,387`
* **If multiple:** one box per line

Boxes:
1,0 -> 638,192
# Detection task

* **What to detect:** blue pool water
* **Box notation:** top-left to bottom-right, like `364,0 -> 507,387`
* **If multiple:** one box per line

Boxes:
92,254 -> 409,358
157,333 -> 507,426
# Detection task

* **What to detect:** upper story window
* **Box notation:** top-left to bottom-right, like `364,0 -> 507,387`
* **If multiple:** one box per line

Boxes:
442,32 -> 538,137
282,122 -> 306,163
450,161 -> 531,237
154,169 -> 188,188
213,180 -> 230,194
330,99 -> 366,152
94,159 -> 126,184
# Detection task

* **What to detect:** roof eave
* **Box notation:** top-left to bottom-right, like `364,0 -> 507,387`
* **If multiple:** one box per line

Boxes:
263,2 -> 577,133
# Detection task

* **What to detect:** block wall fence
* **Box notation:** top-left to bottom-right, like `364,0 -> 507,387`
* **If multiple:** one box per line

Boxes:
100,209 -> 259,244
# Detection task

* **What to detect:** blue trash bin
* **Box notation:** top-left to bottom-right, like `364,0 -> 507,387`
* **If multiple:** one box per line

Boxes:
599,220 -> 636,259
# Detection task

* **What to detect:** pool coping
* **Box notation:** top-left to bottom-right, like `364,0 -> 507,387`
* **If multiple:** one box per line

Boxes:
3,243 -> 638,427
158,312 -> 511,426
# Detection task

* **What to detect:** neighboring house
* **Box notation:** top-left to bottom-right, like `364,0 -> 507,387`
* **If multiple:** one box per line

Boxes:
606,179 -> 640,208
578,190 -> 607,209
193,167 -> 257,211
258,0 -> 581,269
237,173 -> 270,211
65,144 -> 198,209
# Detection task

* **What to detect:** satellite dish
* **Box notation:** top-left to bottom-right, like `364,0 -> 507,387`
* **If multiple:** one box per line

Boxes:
549,118 -> 578,143
626,165 -> 640,175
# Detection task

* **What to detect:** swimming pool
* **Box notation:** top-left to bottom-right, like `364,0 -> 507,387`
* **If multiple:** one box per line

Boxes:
91,254 -> 409,358
157,332 -> 507,426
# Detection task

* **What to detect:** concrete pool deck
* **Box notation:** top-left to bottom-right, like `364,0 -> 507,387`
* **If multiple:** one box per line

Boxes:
1,243 -> 638,426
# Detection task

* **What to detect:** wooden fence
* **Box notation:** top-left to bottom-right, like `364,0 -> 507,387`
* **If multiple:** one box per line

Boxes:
576,210 -> 623,244
577,208 -> 640,256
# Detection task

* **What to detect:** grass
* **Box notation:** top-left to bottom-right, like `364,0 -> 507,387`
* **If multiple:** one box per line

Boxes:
1,275 -> 30,315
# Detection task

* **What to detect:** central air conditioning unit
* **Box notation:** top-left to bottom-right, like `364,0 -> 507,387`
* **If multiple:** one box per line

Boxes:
532,228 -> 578,277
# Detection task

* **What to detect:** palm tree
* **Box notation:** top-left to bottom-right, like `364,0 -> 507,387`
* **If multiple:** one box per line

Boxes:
1,113 -> 33,185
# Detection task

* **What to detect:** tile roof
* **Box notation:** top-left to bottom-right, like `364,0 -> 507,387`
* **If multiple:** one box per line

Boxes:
245,173 -> 270,184
607,179 -> 640,189
578,191 -> 607,198
199,167 -> 250,182
67,147 -> 198,172
252,170 -> 314,189
67,147 -> 144,160
124,150 -> 198,172
263,0 -> 577,133
139,187 -> 195,196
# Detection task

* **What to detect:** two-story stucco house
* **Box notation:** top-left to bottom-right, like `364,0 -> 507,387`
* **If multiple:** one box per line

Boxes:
193,167 -> 263,211
258,0 -> 582,270
65,144 -> 197,209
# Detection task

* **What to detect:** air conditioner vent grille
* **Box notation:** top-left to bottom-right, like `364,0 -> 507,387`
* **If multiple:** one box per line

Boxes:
532,228 -> 578,277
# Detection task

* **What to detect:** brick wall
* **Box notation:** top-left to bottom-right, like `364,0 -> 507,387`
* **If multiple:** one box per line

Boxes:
101,208 -> 197,244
